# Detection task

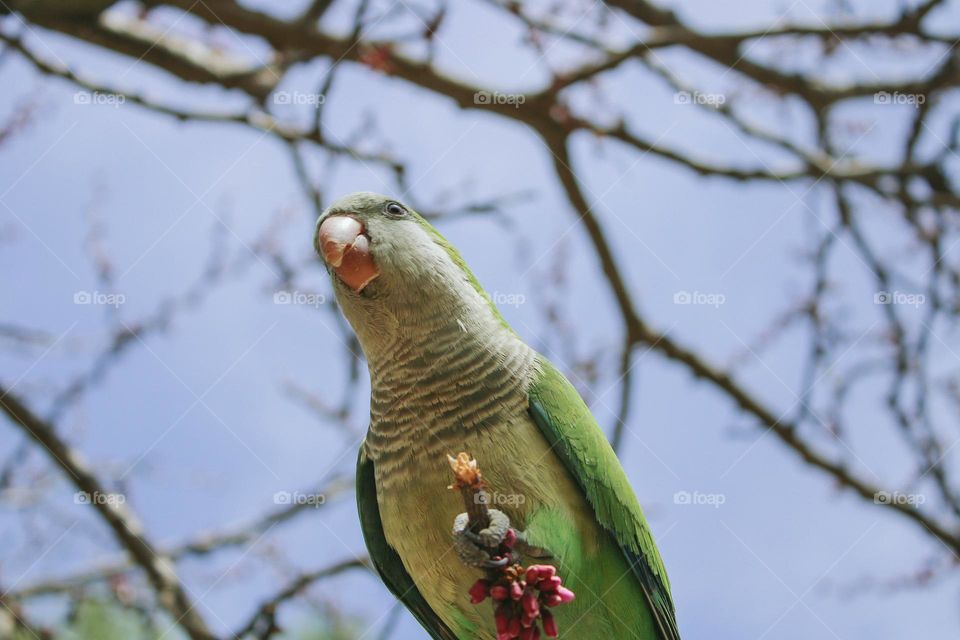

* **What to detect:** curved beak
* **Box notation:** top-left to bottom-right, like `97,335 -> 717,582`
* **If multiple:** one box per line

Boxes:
317,215 -> 380,292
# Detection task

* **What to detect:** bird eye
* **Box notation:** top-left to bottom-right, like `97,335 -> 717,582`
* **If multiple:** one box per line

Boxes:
383,202 -> 406,217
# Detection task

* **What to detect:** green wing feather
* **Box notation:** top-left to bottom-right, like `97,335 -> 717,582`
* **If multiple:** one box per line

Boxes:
357,449 -> 459,640
527,356 -> 681,640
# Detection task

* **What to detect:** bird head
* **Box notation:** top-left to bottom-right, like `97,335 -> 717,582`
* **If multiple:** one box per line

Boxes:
315,191 -> 457,297
314,192 -> 508,357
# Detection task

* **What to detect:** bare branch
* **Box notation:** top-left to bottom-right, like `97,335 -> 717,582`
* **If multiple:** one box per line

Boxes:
0,387 -> 216,640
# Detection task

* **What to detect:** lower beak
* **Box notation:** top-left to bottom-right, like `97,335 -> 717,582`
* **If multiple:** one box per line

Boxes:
317,215 -> 380,292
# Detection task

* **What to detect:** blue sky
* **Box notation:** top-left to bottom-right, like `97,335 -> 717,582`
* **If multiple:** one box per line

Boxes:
1,0 -> 958,638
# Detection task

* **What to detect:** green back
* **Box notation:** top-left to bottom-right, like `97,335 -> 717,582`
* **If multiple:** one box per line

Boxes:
528,356 -> 680,640
356,449 -> 459,640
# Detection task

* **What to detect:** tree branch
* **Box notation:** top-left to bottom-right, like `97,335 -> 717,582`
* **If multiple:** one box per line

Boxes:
0,386 -> 216,640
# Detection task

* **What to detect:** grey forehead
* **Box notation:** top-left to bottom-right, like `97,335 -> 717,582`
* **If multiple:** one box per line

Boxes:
324,191 -> 394,215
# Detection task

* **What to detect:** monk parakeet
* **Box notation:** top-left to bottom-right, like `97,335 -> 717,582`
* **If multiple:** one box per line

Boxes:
315,193 -> 679,639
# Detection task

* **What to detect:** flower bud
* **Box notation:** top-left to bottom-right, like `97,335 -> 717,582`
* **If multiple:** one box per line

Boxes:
521,610 -> 535,627
519,626 -> 540,640
539,576 -> 562,591
469,579 -> 490,604
495,607 -> 510,633
542,610 -> 558,638
522,591 -> 540,618
534,565 -> 555,579
543,593 -> 562,607
555,586 -> 576,603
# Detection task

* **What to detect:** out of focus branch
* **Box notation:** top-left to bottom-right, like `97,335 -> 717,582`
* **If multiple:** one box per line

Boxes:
231,556 -> 370,640
547,135 -> 960,556
9,474 -> 352,600
22,8 -> 279,99
0,31 -> 405,180
0,386 -> 216,640
3,0 -> 960,622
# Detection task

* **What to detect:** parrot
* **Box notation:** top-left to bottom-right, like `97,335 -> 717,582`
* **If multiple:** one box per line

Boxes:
314,192 -> 679,640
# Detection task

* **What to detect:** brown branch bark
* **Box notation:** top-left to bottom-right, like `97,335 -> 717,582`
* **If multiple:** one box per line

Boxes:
4,0 -> 960,625
547,134 -> 960,556
0,386 -> 217,640
230,557 -> 370,640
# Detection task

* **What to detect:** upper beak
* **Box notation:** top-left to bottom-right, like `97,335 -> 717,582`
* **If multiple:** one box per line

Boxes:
317,215 -> 380,292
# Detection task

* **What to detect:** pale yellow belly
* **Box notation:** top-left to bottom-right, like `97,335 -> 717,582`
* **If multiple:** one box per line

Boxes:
375,414 -> 600,638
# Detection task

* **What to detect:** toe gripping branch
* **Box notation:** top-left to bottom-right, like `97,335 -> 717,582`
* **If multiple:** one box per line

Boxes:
447,452 -> 575,640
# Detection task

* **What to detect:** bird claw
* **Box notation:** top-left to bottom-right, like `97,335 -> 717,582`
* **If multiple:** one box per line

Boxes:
452,509 -> 512,568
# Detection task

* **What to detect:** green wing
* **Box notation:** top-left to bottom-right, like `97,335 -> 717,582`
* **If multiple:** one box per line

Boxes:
528,356 -> 681,640
356,448 -> 459,640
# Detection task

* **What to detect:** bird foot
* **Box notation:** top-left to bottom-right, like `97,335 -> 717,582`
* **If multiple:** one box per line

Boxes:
452,509 -> 552,569
452,508 -> 511,568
